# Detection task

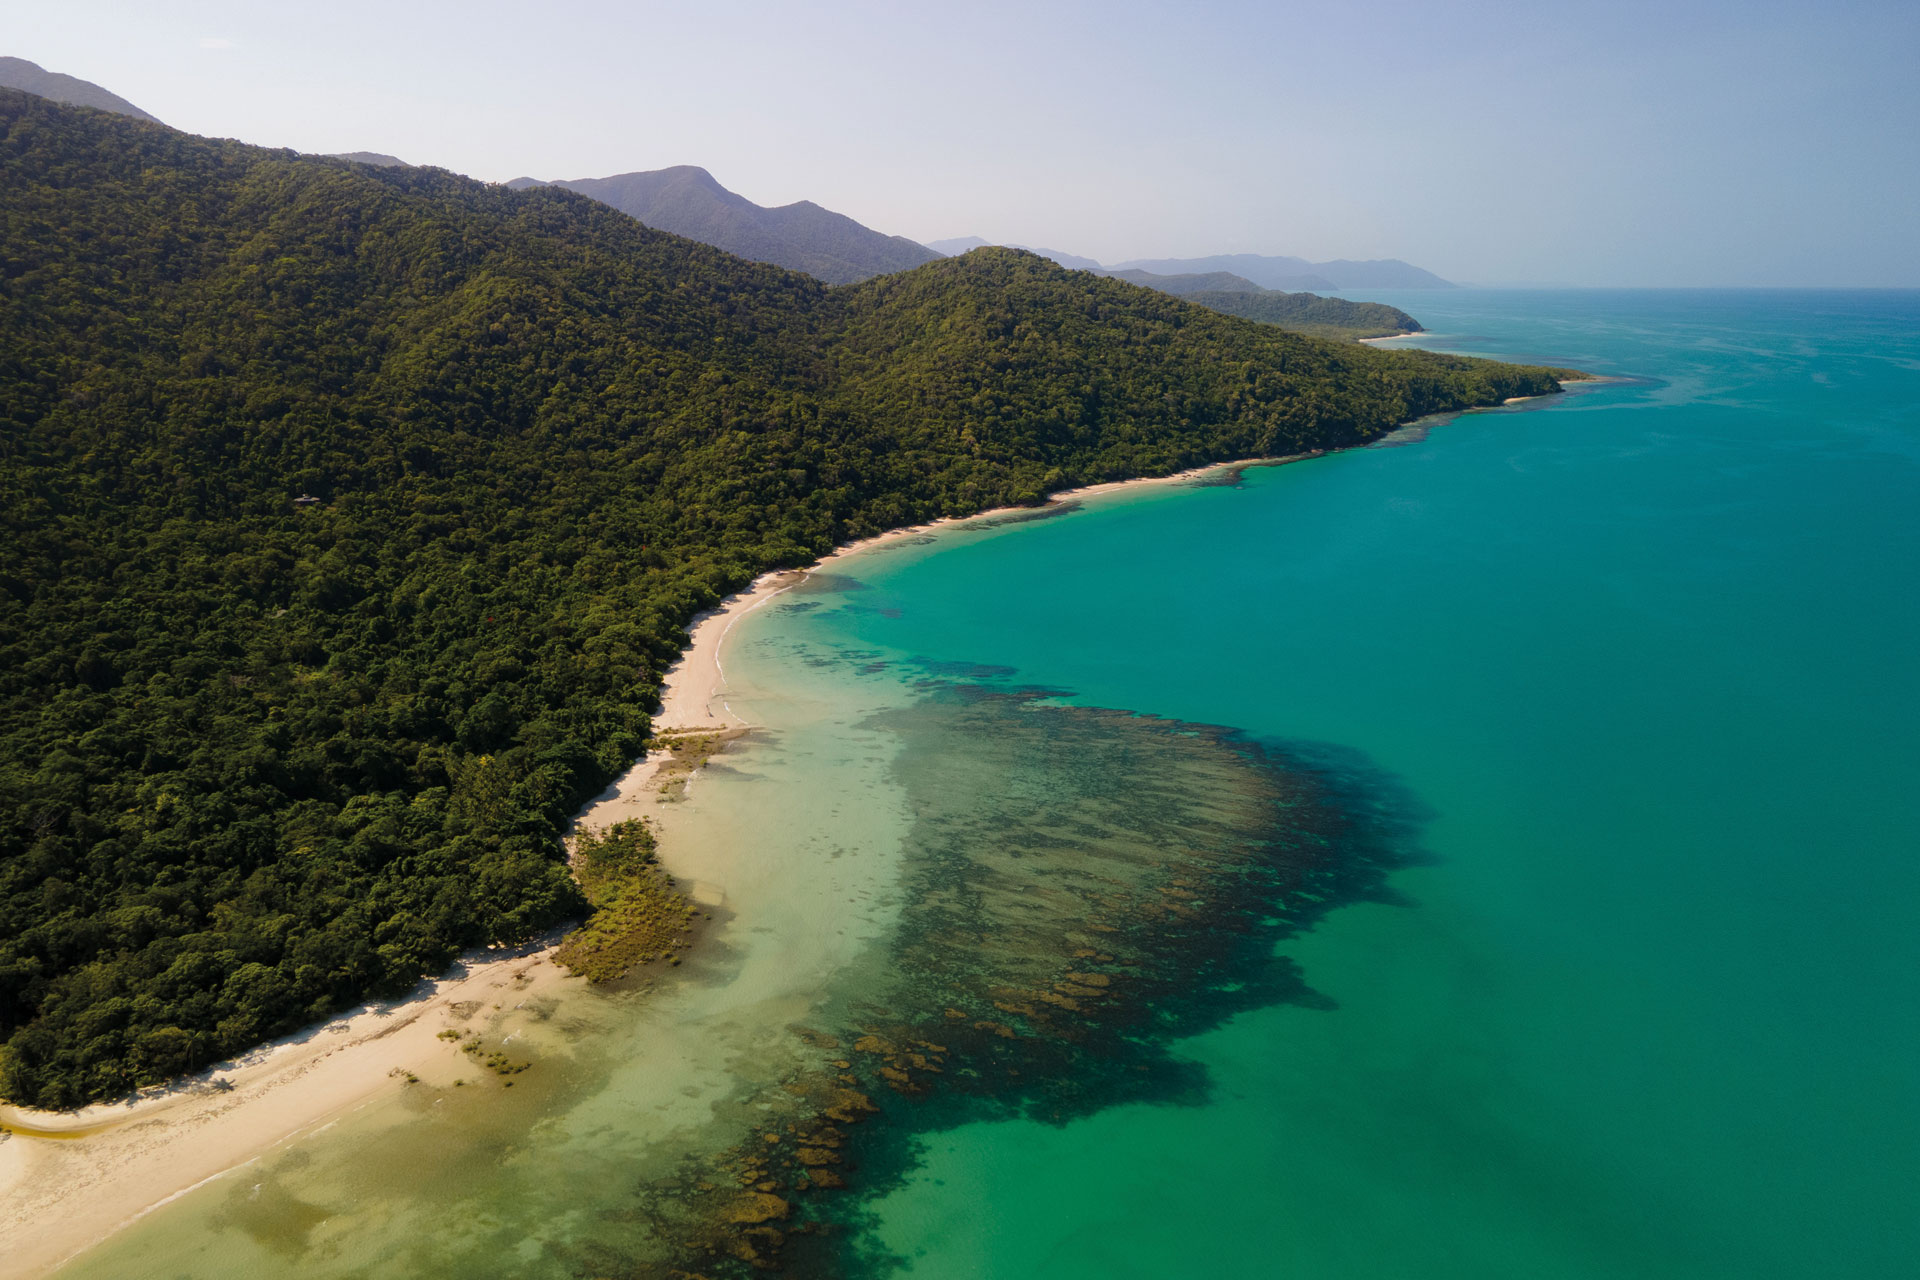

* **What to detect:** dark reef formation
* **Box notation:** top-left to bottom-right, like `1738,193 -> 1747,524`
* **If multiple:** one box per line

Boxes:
561,673 -> 1431,1277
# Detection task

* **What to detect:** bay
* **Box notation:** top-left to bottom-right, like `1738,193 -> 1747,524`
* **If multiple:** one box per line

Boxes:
66,290 -> 1920,1277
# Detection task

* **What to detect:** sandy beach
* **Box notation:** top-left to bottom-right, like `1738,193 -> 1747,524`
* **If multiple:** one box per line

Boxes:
0,452 -> 1292,1277
0,565 -> 803,1276
0,945 -> 575,1276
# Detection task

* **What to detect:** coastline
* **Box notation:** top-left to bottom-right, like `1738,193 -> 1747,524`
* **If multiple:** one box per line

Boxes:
0,566 -> 808,1276
0,446 -> 1425,1276
0,942 -> 572,1276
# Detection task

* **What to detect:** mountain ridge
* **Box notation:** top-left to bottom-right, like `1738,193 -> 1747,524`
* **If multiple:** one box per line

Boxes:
1096,269 -> 1422,339
926,238 -> 1105,273
328,150 -> 409,168
514,164 -> 940,284
1116,252 -> 1455,290
1098,268 -> 1267,295
930,240 -> 1454,290
0,56 -> 160,123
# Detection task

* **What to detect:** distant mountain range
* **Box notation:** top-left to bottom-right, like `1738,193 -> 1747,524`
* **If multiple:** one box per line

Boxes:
1095,268 -> 1343,295
918,251 -> 1430,334
0,57 -> 1453,296
1115,253 -> 1455,290
1089,269 -> 1420,338
937,240 -> 1452,290
0,61 -> 932,287
509,166 -> 941,285
0,57 -> 159,123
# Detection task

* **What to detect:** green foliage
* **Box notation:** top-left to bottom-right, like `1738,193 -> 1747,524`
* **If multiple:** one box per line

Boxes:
0,90 -> 1576,1106
1180,289 -> 1423,340
573,819 -> 661,884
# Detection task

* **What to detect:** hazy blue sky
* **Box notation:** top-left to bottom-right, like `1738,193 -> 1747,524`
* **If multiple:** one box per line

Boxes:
12,0 -> 1918,285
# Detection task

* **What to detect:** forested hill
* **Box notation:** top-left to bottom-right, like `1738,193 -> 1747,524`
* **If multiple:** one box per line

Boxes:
1184,289 -> 1423,340
0,90 -> 1574,1107
1094,269 -> 1423,339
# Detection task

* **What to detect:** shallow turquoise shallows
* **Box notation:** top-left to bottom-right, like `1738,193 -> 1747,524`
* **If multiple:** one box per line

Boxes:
799,290 -> 1920,1278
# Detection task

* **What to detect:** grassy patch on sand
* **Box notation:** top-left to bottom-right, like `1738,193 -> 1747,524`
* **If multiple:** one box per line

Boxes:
554,820 -> 698,983
647,728 -> 747,800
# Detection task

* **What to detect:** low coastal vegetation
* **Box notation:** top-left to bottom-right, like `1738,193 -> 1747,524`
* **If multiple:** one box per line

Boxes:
552,820 -> 695,982
645,728 -> 745,801
0,88 -> 1579,1107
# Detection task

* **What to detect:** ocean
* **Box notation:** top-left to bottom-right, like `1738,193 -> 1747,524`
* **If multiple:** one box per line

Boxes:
66,289 -> 1920,1278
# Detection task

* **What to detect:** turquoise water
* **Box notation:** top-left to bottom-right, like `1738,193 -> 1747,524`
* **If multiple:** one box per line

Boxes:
61,291 -> 1920,1278
784,291 -> 1920,1277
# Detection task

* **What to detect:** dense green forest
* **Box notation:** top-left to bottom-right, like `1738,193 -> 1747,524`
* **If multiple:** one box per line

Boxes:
0,90 -> 1575,1107
1182,289 -> 1423,339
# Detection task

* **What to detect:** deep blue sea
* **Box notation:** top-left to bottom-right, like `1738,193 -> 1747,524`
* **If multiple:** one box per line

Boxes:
67,290 -> 1920,1279
794,290 -> 1920,1278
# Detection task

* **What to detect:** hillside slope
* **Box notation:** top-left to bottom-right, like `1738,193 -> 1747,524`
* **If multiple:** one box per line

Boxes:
0,90 -> 1571,1106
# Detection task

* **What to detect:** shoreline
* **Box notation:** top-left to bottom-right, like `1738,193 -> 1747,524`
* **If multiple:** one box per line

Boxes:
0,566 -> 815,1275
0,939 -> 573,1275
0,443 -> 1468,1276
